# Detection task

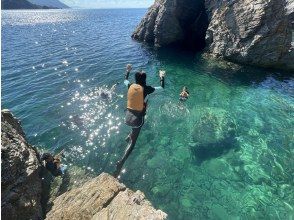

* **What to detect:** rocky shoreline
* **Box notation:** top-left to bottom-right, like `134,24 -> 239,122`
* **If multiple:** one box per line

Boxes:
1,109 -> 167,220
132,0 -> 294,71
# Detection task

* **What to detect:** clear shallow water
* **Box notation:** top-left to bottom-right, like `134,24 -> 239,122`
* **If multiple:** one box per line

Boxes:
2,9 -> 294,220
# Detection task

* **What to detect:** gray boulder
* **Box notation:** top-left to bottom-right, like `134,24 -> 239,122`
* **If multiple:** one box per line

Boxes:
1,109 -> 43,220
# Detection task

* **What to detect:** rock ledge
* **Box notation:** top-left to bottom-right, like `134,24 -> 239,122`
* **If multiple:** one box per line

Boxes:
46,173 -> 167,220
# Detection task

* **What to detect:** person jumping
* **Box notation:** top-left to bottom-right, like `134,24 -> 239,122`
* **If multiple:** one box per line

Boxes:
113,64 -> 165,177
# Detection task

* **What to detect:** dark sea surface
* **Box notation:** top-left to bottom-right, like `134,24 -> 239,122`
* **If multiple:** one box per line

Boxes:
2,9 -> 294,219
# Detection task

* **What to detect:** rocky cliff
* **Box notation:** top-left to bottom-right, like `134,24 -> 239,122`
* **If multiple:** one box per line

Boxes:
205,0 -> 294,70
132,0 -> 294,70
132,0 -> 208,50
1,109 -> 167,220
46,173 -> 167,220
1,109 -> 43,220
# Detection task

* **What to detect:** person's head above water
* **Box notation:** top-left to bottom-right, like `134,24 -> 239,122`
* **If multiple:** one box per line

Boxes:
135,71 -> 147,86
41,153 -> 54,162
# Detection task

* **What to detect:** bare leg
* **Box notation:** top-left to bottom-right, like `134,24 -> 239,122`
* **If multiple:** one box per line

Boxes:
113,127 -> 141,178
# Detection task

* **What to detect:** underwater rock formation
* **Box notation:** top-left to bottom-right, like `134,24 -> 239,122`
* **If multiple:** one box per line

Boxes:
46,173 -> 167,220
1,109 -> 43,220
133,0 -> 294,70
191,108 -> 237,160
132,0 -> 208,49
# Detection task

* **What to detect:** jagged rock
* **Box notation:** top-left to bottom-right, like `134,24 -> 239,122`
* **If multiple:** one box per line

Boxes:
133,0 -> 294,70
205,0 -> 294,70
191,108 -> 237,160
1,109 -> 43,220
132,0 -> 208,49
46,173 -> 167,220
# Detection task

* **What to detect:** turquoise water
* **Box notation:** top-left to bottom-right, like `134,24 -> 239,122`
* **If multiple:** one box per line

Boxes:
2,9 -> 294,219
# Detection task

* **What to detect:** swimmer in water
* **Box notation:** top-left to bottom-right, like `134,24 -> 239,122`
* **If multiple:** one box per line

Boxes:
72,115 -> 84,128
100,83 -> 119,100
179,86 -> 189,101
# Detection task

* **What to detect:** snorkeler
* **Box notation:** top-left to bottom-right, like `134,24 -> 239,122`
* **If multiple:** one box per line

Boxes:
41,150 -> 67,177
179,86 -> 189,101
113,64 -> 165,177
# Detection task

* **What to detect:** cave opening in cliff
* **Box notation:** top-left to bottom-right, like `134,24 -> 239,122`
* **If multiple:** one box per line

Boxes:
172,0 -> 209,51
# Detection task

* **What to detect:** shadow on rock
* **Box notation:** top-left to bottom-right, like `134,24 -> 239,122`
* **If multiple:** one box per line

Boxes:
41,168 -> 71,215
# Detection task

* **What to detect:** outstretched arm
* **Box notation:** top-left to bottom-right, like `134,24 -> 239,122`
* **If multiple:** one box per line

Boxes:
154,70 -> 165,90
124,64 -> 132,87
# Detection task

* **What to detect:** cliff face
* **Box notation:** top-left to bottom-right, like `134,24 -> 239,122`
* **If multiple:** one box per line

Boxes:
46,173 -> 167,220
1,110 -> 43,220
132,0 -> 208,50
205,0 -> 294,70
132,0 -> 294,70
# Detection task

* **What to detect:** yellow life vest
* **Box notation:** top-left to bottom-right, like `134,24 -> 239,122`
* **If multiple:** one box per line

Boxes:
127,84 -> 144,111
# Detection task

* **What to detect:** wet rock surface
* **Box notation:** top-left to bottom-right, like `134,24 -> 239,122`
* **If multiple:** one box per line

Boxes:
46,173 -> 167,220
1,109 -> 43,220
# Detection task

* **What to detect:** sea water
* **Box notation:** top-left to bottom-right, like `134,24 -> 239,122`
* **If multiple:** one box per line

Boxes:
2,9 -> 293,219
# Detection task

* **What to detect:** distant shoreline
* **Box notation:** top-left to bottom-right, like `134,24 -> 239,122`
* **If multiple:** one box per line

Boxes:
1,8 -> 60,10
1,8 -> 62,10
1,8 -> 149,10
1,0 -> 69,10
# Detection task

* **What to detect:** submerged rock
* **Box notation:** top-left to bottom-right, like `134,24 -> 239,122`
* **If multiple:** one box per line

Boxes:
46,173 -> 167,220
191,108 -> 237,160
1,109 -> 43,220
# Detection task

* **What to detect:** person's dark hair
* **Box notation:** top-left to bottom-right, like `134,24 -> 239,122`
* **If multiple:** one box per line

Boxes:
135,71 -> 146,86
183,86 -> 189,94
41,153 -> 53,161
